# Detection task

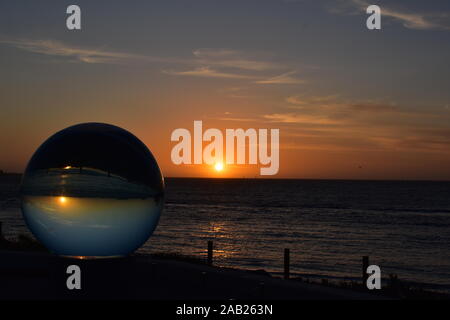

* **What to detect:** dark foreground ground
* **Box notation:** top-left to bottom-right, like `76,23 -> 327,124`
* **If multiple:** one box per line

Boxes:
0,250 -> 384,300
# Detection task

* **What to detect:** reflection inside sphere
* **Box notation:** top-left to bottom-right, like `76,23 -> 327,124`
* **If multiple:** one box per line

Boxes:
20,123 -> 164,258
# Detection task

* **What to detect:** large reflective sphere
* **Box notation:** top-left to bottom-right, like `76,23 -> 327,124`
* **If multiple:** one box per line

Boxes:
20,123 -> 164,258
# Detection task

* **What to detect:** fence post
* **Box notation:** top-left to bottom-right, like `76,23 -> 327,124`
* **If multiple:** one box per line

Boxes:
284,248 -> 290,279
207,240 -> 213,266
362,256 -> 369,287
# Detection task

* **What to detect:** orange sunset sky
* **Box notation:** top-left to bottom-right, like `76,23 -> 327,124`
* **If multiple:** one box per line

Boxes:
1,0 -> 450,180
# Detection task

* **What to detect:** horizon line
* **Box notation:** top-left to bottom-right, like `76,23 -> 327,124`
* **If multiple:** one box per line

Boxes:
2,172 -> 450,182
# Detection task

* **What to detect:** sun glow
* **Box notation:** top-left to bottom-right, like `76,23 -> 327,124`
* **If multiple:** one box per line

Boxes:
59,196 -> 67,204
214,162 -> 224,172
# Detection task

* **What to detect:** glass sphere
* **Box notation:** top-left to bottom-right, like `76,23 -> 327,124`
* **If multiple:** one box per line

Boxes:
20,123 -> 164,258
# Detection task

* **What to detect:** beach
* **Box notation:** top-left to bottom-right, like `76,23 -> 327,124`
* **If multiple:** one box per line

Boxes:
0,250 -> 382,300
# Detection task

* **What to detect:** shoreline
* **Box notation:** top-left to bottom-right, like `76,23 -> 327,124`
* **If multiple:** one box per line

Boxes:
0,249 -> 387,300
0,232 -> 449,299
0,249 -> 448,300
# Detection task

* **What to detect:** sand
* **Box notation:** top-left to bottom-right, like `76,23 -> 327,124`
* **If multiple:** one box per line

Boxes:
0,250 -> 383,300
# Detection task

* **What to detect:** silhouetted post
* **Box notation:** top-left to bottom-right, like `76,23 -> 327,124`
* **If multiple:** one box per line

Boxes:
207,241 -> 213,266
284,248 -> 290,279
362,256 -> 369,286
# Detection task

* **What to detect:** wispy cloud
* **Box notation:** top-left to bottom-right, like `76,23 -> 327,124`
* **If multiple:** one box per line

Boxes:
167,67 -> 305,84
209,90 -> 450,154
255,71 -> 306,84
0,38 -> 173,64
215,116 -> 258,122
163,67 -> 256,79
286,94 -> 340,107
262,93 -> 450,153
1,37 -> 307,85
168,49 -> 303,83
332,0 -> 450,30
192,48 -> 278,71
263,112 -> 340,124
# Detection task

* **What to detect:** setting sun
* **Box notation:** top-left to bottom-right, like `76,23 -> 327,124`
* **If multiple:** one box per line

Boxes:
59,196 -> 67,204
214,162 -> 224,172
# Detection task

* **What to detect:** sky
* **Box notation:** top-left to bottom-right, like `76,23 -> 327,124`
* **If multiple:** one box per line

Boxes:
1,0 -> 450,179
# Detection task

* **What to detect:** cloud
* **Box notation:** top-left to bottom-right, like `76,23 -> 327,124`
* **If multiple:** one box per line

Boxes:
193,48 -> 278,71
167,67 -> 305,84
215,116 -> 257,122
286,94 -> 340,107
1,38 -> 313,96
381,8 -> 441,30
210,95 -> 406,128
207,91 -> 450,154
262,92 -> 450,153
1,38 -> 307,86
166,49 -> 296,82
1,38 -> 135,64
255,71 -> 306,84
0,38 -> 177,65
333,0 -> 450,30
263,113 -> 341,125
368,127 -> 450,152
163,67 -> 256,79
285,94 -> 399,114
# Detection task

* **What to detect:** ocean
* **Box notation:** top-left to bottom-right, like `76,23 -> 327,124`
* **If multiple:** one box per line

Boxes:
1,175 -> 449,292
